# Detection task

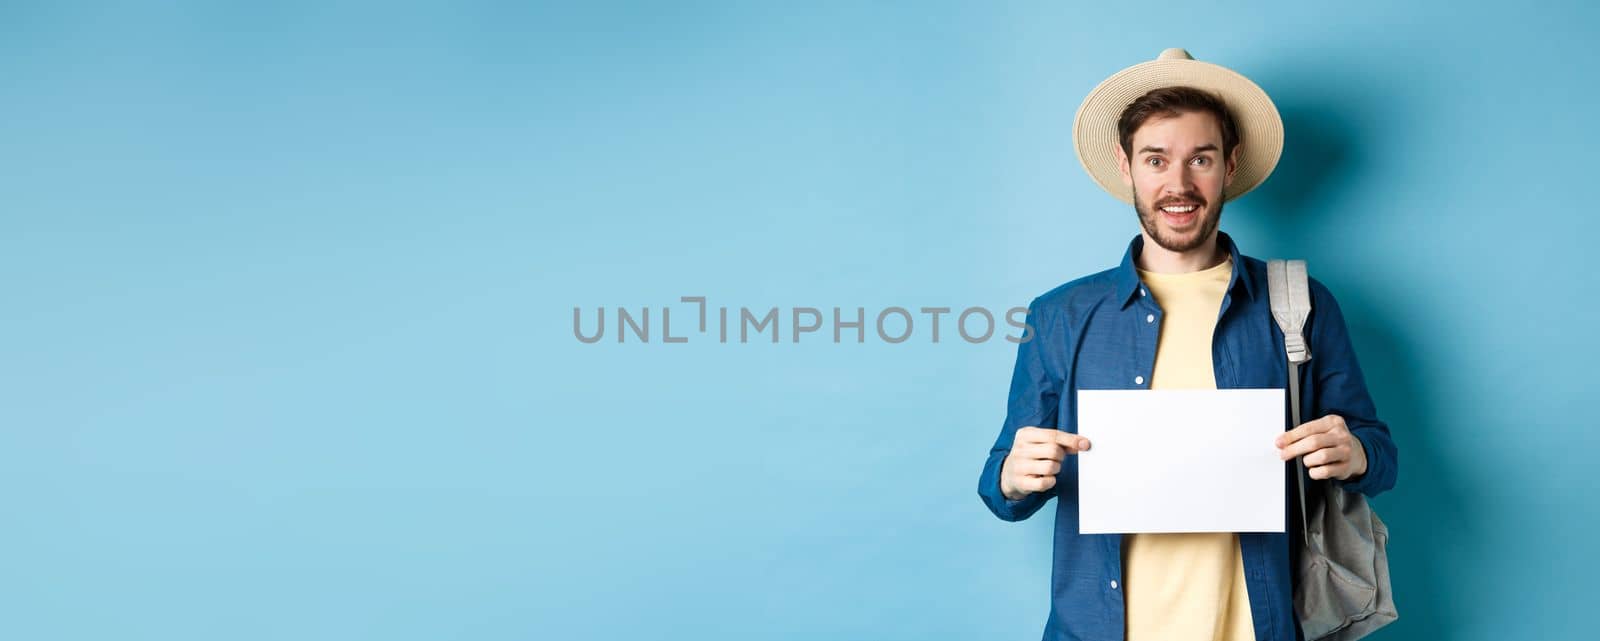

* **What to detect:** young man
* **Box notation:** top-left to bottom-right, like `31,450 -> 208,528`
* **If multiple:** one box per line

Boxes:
976,49 -> 1398,641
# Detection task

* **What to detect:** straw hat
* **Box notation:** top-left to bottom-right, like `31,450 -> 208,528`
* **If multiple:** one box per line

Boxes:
1072,48 -> 1283,204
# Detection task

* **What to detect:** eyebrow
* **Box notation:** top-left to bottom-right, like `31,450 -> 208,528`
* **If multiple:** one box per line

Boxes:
1137,144 -> 1220,155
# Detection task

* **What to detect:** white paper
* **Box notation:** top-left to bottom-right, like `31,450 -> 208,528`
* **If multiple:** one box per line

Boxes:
1076,389 -> 1285,534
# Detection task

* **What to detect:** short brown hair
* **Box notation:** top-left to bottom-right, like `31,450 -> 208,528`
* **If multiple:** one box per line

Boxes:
1116,86 -> 1240,160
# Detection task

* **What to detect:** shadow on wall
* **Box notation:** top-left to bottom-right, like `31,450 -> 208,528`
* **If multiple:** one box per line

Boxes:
1248,70 -> 1481,640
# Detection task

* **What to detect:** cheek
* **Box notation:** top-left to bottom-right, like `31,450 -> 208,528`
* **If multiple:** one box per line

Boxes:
1131,172 -> 1164,197
1196,171 -> 1229,195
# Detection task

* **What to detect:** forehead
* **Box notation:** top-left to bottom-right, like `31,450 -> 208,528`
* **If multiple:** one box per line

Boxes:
1130,110 -> 1224,152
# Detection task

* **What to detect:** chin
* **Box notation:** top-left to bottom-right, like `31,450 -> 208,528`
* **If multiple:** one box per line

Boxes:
1150,219 -> 1216,253
1132,192 -> 1226,253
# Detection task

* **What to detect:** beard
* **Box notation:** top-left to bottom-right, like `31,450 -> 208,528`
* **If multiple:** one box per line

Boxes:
1134,189 -> 1225,253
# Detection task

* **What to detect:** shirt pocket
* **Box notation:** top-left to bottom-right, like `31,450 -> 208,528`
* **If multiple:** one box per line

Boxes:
1073,319 -> 1137,391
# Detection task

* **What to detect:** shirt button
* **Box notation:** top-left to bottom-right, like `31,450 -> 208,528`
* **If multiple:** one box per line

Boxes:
1110,580 -> 1119,590
1134,375 -> 1144,385
1140,288 -> 1146,296
1146,313 -> 1154,323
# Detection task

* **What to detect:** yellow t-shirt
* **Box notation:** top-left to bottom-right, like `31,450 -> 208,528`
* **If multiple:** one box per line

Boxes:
1122,255 -> 1255,641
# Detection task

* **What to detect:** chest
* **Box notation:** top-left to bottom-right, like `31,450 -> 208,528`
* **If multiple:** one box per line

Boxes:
1068,294 -> 1287,391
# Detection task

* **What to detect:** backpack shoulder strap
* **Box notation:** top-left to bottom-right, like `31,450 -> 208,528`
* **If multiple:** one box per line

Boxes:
1267,258 -> 1315,535
1267,259 -> 1313,365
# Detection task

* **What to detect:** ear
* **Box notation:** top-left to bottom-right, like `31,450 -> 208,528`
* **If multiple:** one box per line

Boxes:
1223,144 -> 1241,188
1114,144 -> 1133,188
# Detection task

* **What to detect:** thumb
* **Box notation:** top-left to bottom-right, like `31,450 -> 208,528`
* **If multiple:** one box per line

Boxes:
1055,431 -> 1091,452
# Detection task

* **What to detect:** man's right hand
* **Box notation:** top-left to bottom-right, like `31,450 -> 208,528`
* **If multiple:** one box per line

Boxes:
1000,426 -> 1091,501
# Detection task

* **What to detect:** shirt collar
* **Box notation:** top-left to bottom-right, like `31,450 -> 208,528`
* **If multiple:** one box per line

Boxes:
1114,230 -> 1256,308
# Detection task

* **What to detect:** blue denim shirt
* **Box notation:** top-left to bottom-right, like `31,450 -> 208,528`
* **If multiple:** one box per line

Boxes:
977,232 -> 1398,641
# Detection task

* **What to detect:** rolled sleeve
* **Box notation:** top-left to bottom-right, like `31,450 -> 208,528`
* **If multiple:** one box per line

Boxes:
1305,278 -> 1399,498
977,299 -> 1062,522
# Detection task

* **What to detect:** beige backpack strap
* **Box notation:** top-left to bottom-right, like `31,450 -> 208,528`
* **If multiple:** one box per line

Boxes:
1267,259 -> 1314,535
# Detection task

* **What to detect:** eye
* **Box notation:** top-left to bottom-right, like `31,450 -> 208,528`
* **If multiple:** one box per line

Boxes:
1191,156 -> 1211,166
1146,157 -> 1164,167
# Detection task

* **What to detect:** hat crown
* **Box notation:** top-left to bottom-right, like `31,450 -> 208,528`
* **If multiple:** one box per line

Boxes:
1158,47 -> 1194,61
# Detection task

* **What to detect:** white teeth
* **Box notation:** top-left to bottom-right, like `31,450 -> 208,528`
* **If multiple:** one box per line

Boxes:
1161,205 -> 1197,213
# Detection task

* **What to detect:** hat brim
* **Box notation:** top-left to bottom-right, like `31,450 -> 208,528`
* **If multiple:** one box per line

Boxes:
1072,58 -> 1283,205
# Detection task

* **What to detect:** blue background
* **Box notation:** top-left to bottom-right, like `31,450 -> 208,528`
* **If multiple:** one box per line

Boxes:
3,2 -> 1595,639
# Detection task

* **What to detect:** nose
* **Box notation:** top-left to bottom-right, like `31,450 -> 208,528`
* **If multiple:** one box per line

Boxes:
1162,164 -> 1197,198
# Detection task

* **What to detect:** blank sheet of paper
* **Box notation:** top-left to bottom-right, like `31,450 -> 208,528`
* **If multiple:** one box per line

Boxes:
1076,389 -> 1285,534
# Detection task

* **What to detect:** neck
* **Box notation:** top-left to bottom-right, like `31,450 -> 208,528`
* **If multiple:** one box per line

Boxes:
1135,230 -> 1227,274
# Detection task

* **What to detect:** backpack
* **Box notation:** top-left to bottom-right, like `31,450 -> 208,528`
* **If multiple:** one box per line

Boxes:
1266,259 -> 1399,641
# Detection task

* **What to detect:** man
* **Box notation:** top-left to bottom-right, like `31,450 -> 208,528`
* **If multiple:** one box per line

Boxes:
975,49 -> 1398,641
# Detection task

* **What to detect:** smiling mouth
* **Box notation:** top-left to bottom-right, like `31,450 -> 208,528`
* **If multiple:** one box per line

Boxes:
1157,202 -> 1201,225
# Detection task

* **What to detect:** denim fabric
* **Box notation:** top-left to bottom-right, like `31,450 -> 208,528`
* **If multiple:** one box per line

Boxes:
977,232 -> 1398,641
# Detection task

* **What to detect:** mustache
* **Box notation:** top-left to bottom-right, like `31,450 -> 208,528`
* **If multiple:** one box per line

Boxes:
1153,193 -> 1207,208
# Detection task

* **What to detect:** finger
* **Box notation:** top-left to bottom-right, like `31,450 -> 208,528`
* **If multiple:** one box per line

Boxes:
1052,431 -> 1091,452
1303,445 -> 1348,467
1016,427 -> 1070,448
1014,427 -> 1052,445
1307,463 -> 1347,481
1275,416 -> 1330,448
1039,441 -> 1082,463
1278,433 -> 1333,461
1274,416 -> 1335,448
1020,437 -> 1078,462
1021,427 -> 1076,449
1017,441 -> 1063,462
1023,459 -> 1061,476
1023,474 -> 1057,493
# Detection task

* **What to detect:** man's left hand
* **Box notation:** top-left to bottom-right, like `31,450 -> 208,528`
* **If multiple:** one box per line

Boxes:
1276,414 -> 1368,481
